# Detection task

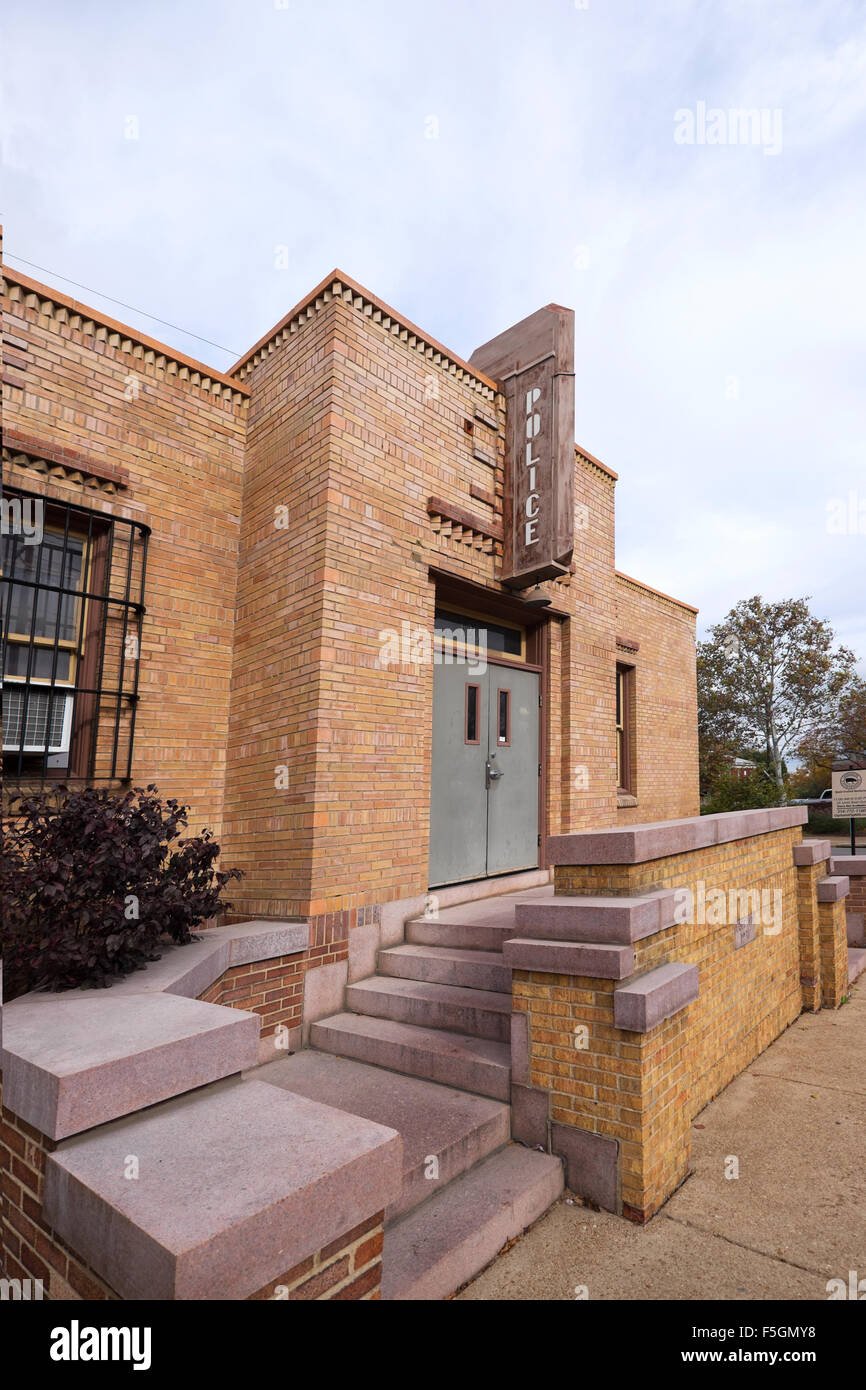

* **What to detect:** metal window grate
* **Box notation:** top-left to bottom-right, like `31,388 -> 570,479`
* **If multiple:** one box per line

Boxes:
2,685 -> 69,748
1,486 -> 150,784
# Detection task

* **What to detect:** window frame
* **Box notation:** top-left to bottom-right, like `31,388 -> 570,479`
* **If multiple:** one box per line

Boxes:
616,662 -> 635,795
1,487 -> 150,785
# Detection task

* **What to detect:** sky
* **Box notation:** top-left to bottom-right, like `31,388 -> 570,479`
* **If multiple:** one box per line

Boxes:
1,0 -> 864,671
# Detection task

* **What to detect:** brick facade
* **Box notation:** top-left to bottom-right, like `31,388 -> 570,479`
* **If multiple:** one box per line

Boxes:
513,820 -> 850,1222
1,255 -> 699,1019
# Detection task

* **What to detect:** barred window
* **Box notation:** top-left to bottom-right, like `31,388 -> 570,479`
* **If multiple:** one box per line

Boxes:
1,488 -> 149,784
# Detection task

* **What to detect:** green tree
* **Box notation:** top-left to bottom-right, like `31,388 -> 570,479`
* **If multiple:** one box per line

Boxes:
795,677 -> 866,784
697,596 -> 859,800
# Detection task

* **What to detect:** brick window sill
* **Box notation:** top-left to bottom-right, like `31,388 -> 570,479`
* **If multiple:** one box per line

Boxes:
617,791 -> 638,809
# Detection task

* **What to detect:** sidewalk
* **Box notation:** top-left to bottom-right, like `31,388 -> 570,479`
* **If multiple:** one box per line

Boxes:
459,972 -> 866,1301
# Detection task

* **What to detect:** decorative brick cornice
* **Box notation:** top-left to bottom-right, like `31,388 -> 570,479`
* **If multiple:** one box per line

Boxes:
616,635 -> 640,653
231,269 -> 500,400
427,495 -> 502,555
2,430 -> 130,494
615,570 -> 698,617
575,444 -> 618,482
2,267 -> 249,407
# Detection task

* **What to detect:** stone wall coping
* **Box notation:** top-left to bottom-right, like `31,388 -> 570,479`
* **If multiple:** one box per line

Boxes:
1,993 -> 261,1141
831,856 -> 866,877
548,806 -> 808,866
3,918 -> 309,1015
0,919 -> 309,1139
792,839 -> 833,867
513,890 -> 679,945
816,876 -> 850,904
43,1077 -> 402,1300
613,962 -> 700,1034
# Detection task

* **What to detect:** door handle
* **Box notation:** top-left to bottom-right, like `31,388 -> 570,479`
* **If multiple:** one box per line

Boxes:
486,761 -> 505,786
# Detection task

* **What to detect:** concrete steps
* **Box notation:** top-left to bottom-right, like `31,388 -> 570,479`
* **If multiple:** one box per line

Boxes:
310,1012 -> 511,1100
300,885 -> 568,1295
346,975 -> 511,1042
381,1143 -> 563,1300
255,1051 -> 510,1221
378,942 -> 511,993
407,916 -> 518,952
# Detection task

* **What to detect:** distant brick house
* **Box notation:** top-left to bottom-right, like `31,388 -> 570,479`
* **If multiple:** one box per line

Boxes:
1,245 -> 699,1032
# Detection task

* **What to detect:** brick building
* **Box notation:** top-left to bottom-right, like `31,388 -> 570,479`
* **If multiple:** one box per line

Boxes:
1,253 -> 698,949
3,245 -> 859,1303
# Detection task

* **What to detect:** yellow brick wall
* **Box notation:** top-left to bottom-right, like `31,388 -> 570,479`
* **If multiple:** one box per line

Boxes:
521,827 -> 808,1219
614,574 -> 700,823
1,273 -> 248,843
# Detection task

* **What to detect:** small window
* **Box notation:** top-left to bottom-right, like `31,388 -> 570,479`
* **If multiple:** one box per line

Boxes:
465,683 -> 480,744
616,663 -> 634,793
497,688 -> 510,745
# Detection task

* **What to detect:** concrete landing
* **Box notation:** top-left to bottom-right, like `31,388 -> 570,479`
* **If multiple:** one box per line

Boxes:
406,885 -> 551,951
256,1051 -> 509,1220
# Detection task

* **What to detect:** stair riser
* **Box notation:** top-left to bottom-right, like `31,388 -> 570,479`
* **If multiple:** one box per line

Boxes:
387,1115 -> 511,1222
311,1022 -> 509,1101
382,1151 -> 564,1300
407,920 -> 515,952
346,984 -> 510,1043
378,951 -> 511,994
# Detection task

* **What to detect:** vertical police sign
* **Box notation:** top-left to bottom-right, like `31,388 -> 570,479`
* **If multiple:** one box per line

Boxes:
471,304 -> 575,587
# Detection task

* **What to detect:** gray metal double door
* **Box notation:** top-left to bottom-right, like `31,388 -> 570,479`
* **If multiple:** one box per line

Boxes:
429,662 -> 540,887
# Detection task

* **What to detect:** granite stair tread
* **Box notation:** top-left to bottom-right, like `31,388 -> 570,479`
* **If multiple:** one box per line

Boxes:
310,1012 -> 510,1100
346,974 -> 511,1041
378,942 -> 511,993
255,1050 -> 510,1221
381,1143 -> 563,1300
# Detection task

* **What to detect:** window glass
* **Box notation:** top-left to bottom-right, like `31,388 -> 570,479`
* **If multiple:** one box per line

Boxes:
498,689 -> 510,744
435,608 -> 522,656
465,684 -> 479,743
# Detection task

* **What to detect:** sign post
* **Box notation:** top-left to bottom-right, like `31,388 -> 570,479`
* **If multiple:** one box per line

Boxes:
831,760 -> 866,856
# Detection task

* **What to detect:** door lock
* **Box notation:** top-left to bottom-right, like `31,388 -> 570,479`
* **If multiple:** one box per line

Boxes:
486,757 -> 505,786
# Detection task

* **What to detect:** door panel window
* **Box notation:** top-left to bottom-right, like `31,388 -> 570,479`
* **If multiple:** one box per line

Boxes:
465,683 -> 480,743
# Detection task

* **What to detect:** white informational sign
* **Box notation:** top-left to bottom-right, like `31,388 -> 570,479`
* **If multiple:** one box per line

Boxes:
832,766 -> 866,818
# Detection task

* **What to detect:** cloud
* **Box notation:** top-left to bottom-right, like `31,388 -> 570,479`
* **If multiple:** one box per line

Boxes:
1,0 -> 863,669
